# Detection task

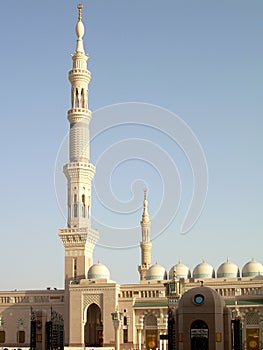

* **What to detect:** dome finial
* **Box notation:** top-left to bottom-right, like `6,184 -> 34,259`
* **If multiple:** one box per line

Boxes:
78,3 -> 83,21
144,188 -> 147,201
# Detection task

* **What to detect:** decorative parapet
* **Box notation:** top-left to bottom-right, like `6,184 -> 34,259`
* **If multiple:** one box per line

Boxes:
0,293 -> 64,304
59,227 -> 99,248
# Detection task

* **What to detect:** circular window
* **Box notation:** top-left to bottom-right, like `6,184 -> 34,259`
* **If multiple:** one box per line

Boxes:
194,294 -> 204,305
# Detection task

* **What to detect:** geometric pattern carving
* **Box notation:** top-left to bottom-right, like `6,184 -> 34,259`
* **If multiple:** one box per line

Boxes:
246,310 -> 260,325
59,227 -> 99,248
70,125 -> 89,162
82,293 -> 103,320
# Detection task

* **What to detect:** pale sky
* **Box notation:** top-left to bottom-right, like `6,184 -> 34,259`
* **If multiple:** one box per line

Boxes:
0,1 -> 262,290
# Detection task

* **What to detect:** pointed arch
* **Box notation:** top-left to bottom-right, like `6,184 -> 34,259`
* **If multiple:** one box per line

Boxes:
145,313 -> 157,328
84,303 -> 103,346
82,194 -> 86,217
81,88 -> 85,108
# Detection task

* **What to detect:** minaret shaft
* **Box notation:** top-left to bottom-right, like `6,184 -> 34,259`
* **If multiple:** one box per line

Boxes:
138,191 -> 152,281
59,4 -> 98,288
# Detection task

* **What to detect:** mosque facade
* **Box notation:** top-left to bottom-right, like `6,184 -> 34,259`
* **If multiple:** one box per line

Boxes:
0,4 -> 263,350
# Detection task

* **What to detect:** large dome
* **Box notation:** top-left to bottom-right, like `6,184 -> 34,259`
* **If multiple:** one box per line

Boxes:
87,261 -> 110,280
193,260 -> 215,279
146,262 -> 167,281
242,258 -> 263,277
217,258 -> 240,278
169,260 -> 191,279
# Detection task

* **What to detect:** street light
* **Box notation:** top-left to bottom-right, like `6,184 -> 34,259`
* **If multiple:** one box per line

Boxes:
111,309 -> 124,350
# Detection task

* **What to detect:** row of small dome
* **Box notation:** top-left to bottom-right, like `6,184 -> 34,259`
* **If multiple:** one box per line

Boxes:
87,258 -> 263,280
146,258 -> 263,280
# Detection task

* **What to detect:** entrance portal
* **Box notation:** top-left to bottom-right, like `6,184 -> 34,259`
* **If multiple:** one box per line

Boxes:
84,303 -> 103,346
190,320 -> 209,350
146,330 -> 158,350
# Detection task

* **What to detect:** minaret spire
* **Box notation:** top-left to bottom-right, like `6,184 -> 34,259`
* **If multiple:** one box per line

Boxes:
141,189 -> 150,224
59,4 -> 99,288
138,190 -> 152,281
75,4 -> 85,53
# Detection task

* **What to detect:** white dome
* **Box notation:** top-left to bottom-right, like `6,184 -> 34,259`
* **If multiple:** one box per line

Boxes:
193,260 -> 215,279
217,258 -> 240,278
169,260 -> 191,279
87,261 -> 110,280
146,263 -> 167,281
242,258 -> 263,277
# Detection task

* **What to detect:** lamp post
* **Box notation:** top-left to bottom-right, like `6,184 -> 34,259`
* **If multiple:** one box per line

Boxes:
111,310 -> 123,350
232,301 -> 242,350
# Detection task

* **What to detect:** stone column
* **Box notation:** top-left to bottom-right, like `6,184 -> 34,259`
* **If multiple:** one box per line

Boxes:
157,313 -> 168,350
136,316 -> 144,350
163,335 -> 167,350
159,337 -> 163,350
138,329 -> 142,350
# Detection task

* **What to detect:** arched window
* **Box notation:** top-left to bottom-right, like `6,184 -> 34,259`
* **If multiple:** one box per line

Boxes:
81,88 -> 85,108
73,258 -> 77,279
82,194 -> 86,217
74,204 -> 77,217
74,194 -> 78,217
75,88 -> 79,107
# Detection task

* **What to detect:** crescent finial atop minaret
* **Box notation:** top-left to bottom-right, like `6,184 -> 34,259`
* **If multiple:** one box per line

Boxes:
78,3 -> 83,21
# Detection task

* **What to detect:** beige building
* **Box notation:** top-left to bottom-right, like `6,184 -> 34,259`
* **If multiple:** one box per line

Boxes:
0,4 -> 262,350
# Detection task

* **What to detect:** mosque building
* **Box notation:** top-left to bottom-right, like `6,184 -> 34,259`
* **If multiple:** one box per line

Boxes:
0,4 -> 263,350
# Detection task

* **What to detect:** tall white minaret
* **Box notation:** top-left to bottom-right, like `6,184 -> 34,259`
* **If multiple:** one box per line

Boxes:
138,190 -> 152,281
59,4 -> 99,287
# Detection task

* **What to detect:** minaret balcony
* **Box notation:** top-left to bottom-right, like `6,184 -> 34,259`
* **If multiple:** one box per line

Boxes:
64,162 -> 95,171
59,227 -> 99,248
63,162 -> 96,181
68,108 -> 92,123
68,69 -> 91,83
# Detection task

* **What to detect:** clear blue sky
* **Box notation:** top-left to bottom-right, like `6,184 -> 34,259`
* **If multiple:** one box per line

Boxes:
0,1 -> 262,290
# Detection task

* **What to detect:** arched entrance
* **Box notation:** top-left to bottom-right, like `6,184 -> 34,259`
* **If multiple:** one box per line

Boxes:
190,320 -> 208,350
145,313 -> 158,350
84,303 -> 103,346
